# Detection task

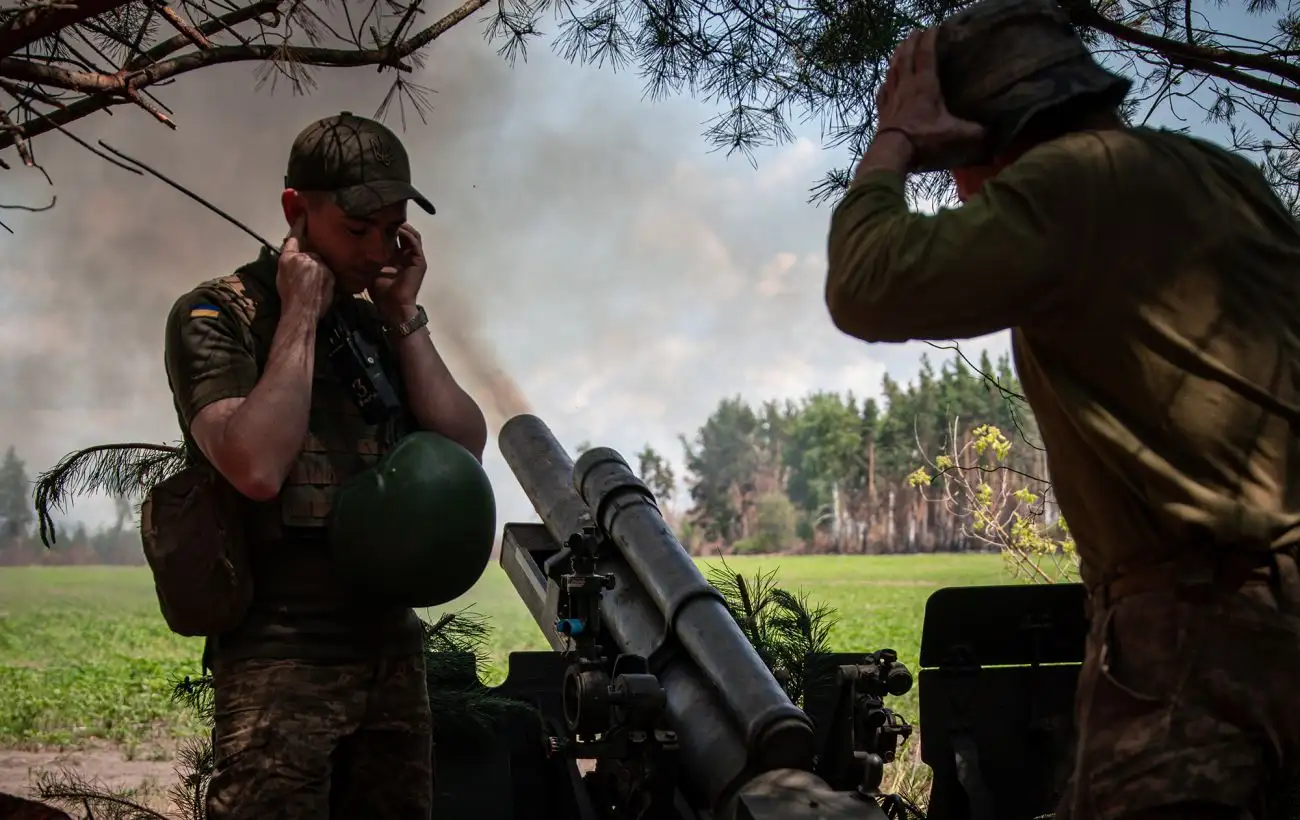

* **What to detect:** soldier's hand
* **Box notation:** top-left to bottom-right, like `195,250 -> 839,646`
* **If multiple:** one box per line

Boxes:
277,215 -> 335,319
875,28 -> 986,171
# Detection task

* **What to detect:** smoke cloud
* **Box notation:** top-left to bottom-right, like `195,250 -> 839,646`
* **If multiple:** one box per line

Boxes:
0,1 -> 1011,529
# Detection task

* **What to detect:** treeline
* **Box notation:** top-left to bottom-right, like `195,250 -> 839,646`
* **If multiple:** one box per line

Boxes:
628,349 -> 1048,556
0,349 -> 1041,566
0,446 -> 143,566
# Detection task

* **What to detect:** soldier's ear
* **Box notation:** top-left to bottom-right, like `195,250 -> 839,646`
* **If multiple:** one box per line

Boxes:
280,189 -> 310,227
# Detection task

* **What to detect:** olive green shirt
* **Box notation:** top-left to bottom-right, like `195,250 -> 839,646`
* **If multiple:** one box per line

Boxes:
163,253 -> 422,662
827,127 -> 1300,588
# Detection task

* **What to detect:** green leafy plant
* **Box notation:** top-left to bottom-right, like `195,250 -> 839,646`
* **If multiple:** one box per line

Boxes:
706,558 -> 838,707
910,423 -> 1078,584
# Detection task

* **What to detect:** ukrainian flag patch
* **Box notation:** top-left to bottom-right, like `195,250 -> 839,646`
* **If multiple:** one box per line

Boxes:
189,303 -> 220,319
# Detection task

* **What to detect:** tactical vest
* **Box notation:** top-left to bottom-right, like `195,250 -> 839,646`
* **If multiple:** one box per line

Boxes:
202,249 -> 410,535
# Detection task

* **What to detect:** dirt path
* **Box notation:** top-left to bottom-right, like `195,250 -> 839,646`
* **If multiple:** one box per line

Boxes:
0,745 -> 176,814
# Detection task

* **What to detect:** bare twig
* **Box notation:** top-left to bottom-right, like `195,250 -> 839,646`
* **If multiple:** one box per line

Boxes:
0,193 -> 56,211
97,139 -> 277,248
156,2 -> 214,49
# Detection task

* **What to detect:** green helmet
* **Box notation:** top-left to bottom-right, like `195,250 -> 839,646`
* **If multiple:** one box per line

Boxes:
328,431 -> 496,608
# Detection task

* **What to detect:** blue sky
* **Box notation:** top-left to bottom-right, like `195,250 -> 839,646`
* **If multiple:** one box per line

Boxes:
0,0 -> 1271,530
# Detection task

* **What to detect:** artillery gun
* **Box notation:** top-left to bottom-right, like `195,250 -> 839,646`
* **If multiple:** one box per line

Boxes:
430,414 -> 1089,820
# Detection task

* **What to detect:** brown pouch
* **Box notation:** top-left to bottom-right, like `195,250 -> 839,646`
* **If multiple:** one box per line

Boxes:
139,463 -> 252,637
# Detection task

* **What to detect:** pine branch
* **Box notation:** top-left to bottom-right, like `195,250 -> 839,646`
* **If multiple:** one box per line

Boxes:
166,735 -> 213,820
423,606 -> 495,681
169,672 -> 215,723
32,441 -> 187,547
706,557 -> 838,705
1066,1 -> 1300,106
32,768 -> 171,820
421,609 -> 541,743
0,0 -> 135,59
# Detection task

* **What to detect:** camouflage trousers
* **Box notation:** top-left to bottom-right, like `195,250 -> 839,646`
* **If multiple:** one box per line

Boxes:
1057,583 -> 1300,820
204,652 -> 433,820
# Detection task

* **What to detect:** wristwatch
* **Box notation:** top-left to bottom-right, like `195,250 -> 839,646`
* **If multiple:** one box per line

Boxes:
387,305 -> 429,339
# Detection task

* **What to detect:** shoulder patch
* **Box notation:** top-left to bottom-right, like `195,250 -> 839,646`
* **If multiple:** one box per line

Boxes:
196,273 -> 258,328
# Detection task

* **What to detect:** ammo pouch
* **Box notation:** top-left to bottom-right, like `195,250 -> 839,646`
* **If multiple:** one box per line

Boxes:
140,463 -> 252,638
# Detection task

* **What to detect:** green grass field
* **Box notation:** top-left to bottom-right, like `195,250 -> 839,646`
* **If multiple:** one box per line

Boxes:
0,554 -> 1014,752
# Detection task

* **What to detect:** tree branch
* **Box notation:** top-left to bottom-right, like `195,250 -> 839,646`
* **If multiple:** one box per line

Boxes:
1066,2 -> 1300,105
0,0 -> 134,59
0,0 -> 489,153
124,0 -> 282,71
155,2 -> 214,50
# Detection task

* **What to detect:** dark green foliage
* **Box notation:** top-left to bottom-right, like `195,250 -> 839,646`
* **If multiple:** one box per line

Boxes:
420,610 -> 540,744
636,446 -> 678,504
706,559 -> 838,706
169,675 -> 215,727
0,446 -> 33,541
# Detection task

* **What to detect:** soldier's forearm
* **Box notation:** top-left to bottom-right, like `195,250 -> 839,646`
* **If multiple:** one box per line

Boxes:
218,298 -> 319,496
851,130 -> 915,187
383,308 -> 488,461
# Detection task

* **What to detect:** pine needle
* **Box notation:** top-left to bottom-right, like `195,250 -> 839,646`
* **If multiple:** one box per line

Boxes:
423,607 -> 494,681
32,768 -> 171,820
706,558 -> 838,706
166,736 -> 214,820
33,442 -> 188,546
169,673 -> 215,725
422,608 -> 539,743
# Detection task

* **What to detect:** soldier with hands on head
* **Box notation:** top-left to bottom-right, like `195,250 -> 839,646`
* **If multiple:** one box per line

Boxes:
160,112 -> 488,820
824,2 -> 1300,819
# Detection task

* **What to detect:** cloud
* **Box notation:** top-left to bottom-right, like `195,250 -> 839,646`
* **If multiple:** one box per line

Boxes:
0,4 -> 1012,532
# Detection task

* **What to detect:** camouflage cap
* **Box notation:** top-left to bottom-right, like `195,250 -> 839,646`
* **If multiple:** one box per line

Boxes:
935,0 -> 1131,162
284,112 -> 435,218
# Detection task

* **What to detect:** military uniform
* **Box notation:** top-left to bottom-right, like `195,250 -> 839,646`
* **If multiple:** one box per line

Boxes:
162,114 -> 439,820
825,2 -> 1300,817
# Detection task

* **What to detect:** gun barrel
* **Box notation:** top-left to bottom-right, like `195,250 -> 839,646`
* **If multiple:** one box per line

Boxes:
498,415 -> 782,812
497,414 -> 592,546
573,447 -> 816,770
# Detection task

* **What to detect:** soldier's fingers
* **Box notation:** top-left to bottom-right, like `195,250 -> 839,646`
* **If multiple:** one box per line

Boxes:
884,38 -> 906,88
896,31 -> 920,81
281,214 -> 306,254
398,223 -> 423,253
914,28 -> 942,97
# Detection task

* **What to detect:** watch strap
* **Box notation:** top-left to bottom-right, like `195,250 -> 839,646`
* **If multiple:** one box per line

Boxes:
389,305 -> 429,338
